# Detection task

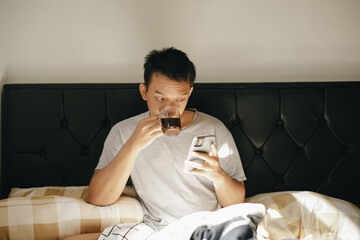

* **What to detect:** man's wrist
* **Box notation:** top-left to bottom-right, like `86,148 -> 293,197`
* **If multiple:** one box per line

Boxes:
122,140 -> 142,156
213,170 -> 230,188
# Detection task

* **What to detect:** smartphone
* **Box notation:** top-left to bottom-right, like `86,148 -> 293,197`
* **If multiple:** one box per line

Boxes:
184,135 -> 216,171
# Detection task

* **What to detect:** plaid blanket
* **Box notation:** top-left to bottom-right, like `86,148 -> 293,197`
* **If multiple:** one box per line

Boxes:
95,192 -> 360,240
9,186 -> 138,200
3,188 -> 359,240
246,191 -> 360,240
0,187 -> 143,240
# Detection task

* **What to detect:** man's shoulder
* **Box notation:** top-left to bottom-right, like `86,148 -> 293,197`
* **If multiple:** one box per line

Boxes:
196,111 -> 226,126
112,112 -> 148,130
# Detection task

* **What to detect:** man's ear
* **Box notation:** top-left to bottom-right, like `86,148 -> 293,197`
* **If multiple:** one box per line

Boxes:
189,86 -> 194,97
139,83 -> 147,101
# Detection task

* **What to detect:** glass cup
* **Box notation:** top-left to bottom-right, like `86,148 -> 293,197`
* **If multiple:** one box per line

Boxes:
159,106 -> 181,136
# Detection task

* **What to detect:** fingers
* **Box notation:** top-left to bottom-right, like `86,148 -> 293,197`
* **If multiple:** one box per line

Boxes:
151,129 -> 164,137
148,120 -> 163,132
192,150 -> 217,166
184,168 -> 206,175
210,143 -> 218,158
145,115 -> 161,122
139,116 -> 162,133
141,115 -> 161,126
185,157 -> 215,174
185,143 -> 220,174
130,116 -> 163,150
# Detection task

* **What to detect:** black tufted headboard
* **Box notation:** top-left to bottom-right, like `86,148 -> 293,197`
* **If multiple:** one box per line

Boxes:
1,82 -> 360,207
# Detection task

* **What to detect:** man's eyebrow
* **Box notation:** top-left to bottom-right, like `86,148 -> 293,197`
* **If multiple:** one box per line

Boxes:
154,90 -> 188,96
155,90 -> 165,95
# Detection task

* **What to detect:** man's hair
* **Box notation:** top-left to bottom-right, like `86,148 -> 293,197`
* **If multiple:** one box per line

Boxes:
143,47 -> 196,88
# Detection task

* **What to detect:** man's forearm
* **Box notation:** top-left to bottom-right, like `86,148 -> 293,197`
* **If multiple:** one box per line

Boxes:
88,116 -> 163,206
214,175 -> 245,207
88,142 -> 139,206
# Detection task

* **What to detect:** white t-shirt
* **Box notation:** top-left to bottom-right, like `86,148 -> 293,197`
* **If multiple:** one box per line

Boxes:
96,110 -> 246,230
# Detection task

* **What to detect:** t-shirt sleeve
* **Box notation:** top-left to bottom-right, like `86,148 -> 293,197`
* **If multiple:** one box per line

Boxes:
216,123 -> 247,182
95,124 -> 124,170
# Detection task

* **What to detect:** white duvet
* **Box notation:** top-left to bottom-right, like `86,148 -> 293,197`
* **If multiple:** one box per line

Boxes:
97,203 -> 266,240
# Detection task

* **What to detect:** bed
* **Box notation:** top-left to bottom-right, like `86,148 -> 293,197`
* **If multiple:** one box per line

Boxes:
1,82 -> 360,239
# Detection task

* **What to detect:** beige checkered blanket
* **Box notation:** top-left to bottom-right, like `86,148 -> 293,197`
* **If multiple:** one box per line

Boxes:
2,188 -> 359,240
246,191 -> 360,240
0,186 -> 143,240
8,185 -> 138,200
93,192 -> 360,240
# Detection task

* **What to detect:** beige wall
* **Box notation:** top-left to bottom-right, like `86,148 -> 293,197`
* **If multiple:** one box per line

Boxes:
2,0 -> 360,83
0,0 -> 7,84
0,0 -> 8,195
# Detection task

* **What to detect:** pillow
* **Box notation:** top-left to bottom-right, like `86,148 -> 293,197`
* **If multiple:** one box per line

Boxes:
246,191 -> 360,240
9,185 -> 138,199
9,186 -> 89,200
1,186 -> 143,240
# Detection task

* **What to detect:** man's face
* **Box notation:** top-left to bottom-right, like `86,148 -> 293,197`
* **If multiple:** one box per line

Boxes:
139,72 -> 193,117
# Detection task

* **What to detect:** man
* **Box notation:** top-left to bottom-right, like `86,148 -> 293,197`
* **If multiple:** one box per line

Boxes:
67,47 -> 246,240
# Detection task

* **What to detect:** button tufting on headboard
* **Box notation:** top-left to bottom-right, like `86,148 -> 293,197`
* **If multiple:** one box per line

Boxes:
1,83 -> 360,207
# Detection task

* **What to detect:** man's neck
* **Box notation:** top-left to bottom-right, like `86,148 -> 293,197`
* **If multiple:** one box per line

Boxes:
181,110 -> 196,128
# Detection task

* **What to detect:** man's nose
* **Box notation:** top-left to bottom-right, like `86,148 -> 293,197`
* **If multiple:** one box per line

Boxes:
162,101 -> 179,109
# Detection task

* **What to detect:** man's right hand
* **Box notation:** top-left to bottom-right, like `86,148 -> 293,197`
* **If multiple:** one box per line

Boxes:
127,115 -> 164,151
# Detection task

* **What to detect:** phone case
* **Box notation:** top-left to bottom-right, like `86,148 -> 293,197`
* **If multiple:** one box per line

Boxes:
184,135 -> 216,171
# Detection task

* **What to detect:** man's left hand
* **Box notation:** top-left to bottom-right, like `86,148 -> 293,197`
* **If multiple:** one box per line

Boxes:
185,143 -> 228,185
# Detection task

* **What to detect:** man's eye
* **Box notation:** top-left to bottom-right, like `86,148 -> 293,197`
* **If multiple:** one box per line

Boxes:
158,98 -> 165,102
177,98 -> 185,102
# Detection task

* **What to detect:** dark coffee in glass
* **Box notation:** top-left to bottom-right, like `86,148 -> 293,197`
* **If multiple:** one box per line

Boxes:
159,106 -> 181,136
161,118 -> 181,136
